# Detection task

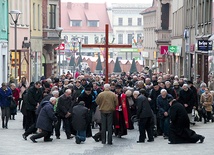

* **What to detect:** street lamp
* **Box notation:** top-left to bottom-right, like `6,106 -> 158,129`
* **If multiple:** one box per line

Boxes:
9,10 -> 21,85
56,27 -> 63,76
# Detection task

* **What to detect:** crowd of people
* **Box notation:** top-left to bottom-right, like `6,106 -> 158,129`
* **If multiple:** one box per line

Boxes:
1,71 -> 213,144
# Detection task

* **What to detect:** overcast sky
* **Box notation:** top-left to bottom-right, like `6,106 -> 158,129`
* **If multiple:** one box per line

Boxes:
61,0 -> 153,4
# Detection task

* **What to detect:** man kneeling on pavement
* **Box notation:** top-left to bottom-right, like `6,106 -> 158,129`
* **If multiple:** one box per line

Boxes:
30,97 -> 57,143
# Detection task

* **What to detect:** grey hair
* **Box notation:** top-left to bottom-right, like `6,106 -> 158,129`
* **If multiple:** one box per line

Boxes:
165,81 -> 171,85
183,84 -> 189,88
49,97 -> 56,102
200,82 -> 207,87
10,83 -> 16,87
52,90 -> 59,96
46,78 -> 52,83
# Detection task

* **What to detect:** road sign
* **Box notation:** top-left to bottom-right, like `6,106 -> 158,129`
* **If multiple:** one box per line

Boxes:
55,43 -> 65,50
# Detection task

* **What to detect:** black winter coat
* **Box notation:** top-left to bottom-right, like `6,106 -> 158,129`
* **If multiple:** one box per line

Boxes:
136,94 -> 153,119
72,103 -> 89,131
26,86 -> 43,111
178,88 -> 194,113
56,94 -> 74,118
78,92 -> 93,109
36,102 -> 57,132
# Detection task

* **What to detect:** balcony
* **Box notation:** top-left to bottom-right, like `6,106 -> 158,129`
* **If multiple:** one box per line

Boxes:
154,29 -> 172,45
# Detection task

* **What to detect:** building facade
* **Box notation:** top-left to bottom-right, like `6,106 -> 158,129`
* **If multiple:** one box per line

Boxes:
9,0 -> 31,82
141,0 -> 158,71
0,0 -> 8,84
30,0 -> 43,82
184,0 -> 212,83
42,0 -> 62,78
108,3 -> 150,63
171,0 -> 185,77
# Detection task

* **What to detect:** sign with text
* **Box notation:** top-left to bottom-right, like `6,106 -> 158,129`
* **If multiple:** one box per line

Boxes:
168,46 -> 177,53
160,46 -> 169,55
198,40 -> 212,51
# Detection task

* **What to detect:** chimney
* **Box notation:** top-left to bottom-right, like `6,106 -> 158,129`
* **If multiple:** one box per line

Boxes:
84,2 -> 89,9
67,2 -> 72,9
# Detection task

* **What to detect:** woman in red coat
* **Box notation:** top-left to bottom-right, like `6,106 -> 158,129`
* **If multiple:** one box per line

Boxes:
10,83 -> 19,120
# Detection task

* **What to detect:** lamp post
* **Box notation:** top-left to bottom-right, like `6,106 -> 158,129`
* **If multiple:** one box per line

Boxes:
56,27 -> 63,76
9,10 -> 21,85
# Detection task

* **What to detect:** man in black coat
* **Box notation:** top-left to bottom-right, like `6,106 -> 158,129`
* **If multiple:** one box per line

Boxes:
29,97 -> 57,143
72,101 -> 89,144
56,89 -> 75,139
25,81 -> 43,131
178,84 -> 195,125
136,89 -> 154,143
77,85 -> 93,137
168,99 -> 205,144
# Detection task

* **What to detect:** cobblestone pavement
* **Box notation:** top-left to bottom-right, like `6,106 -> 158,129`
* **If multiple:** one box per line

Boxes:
0,111 -> 214,155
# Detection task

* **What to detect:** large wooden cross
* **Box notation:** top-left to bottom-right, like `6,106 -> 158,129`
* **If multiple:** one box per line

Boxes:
82,24 -> 132,83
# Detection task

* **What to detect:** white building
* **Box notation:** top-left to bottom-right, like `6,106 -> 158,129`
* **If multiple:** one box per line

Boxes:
107,3 -> 150,61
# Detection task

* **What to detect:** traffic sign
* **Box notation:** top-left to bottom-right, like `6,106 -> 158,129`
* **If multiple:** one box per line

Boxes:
55,43 -> 65,50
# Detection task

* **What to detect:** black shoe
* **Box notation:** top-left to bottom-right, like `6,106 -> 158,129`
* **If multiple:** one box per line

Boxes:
107,142 -> 113,145
92,136 -> 99,142
117,135 -> 122,138
147,139 -> 154,142
102,142 -> 106,144
56,136 -> 60,139
164,136 -> 168,140
137,141 -> 145,143
199,136 -> 205,143
44,138 -> 53,142
22,134 -> 27,140
67,135 -> 74,139
5,126 -> 8,129
30,137 -> 37,143
190,122 -> 195,125
75,137 -> 81,144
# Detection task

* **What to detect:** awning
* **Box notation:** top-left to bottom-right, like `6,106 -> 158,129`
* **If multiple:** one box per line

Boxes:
196,34 -> 211,40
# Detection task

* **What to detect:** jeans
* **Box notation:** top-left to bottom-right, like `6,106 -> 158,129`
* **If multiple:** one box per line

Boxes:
160,117 -> 169,137
101,112 -> 113,144
76,130 -> 86,142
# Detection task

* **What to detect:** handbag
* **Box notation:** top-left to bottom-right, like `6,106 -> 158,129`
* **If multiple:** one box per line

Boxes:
10,99 -> 17,109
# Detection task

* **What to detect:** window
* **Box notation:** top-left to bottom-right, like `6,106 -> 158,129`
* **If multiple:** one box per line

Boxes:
72,20 -> 81,27
84,36 -> 88,44
49,4 -> 56,29
128,34 -> 133,44
1,3 -> 5,30
38,4 -> 40,30
128,18 -> 132,26
88,20 -> 98,27
118,18 -> 123,26
118,34 -> 123,44
137,18 -> 142,26
33,3 -> 36,30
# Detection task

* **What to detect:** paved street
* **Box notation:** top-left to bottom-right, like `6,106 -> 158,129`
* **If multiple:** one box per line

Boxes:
0,111 -> 214,155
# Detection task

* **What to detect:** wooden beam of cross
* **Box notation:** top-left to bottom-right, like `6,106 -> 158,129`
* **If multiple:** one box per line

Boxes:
82,24 -> 132,83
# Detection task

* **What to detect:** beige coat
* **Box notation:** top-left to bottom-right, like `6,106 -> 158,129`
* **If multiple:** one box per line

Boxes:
200,93 -> 213,112
96,90 -> 118,113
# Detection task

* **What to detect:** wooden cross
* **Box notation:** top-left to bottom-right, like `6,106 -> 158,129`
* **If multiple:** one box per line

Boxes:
82,24 -> 132,83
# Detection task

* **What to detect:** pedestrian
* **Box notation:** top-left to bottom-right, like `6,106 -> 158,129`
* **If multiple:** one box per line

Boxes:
136,89 -> 154,143
95,83 -> 118,145
72,101 -> 89,144
0,82 -> 12,129
10,83 -> 19,120
56,89 -> 75,139
25,81 -> 43,131
168,99 -> 205,144
30,97 -> 57,143
18,77 -> 29,110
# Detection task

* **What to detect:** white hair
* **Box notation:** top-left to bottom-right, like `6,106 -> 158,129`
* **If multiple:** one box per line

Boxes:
183,84 -> 188,88
49,97 -> 56,102
104,83 -> 110,89
133,91 -> 140,96
160,89 -> 167,93
46,78 -> 52,83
